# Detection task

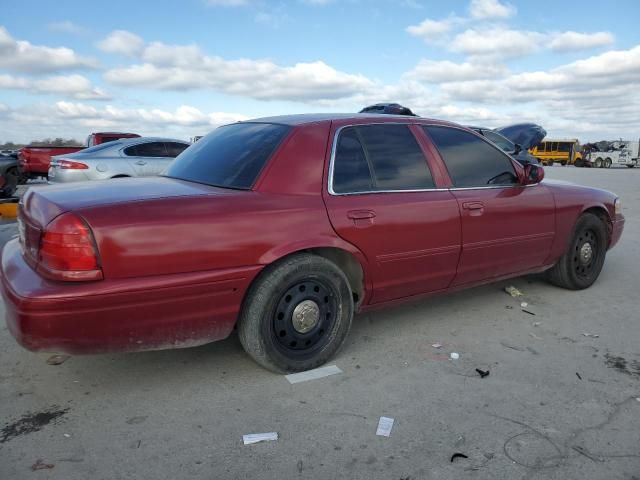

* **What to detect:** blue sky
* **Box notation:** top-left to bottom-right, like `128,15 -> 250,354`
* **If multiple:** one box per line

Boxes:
1,0 -> 639,143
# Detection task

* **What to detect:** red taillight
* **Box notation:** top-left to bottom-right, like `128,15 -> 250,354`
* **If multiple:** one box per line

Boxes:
57,160 -> 88,170
38,213 -> 103,281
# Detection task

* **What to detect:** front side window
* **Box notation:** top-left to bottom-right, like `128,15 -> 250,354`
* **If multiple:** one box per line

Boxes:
164,122 -> 290,189
332,124 -> 434,193
482,130 -> 515,153
424,126 -> 518,188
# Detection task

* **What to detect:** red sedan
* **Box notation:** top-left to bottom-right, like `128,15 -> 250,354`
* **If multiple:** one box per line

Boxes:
1,114 -> 624,372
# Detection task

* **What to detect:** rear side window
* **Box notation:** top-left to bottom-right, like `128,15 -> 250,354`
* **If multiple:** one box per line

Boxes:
164,123 -> 290,189
124,142 -> 167,157
165,142 -> 189,158
332,128 -> 373,193
424,126 -> 517,188
332,124 -> 434,193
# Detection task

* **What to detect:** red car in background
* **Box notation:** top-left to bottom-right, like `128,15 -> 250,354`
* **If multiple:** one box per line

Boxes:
1,114 -> 624,372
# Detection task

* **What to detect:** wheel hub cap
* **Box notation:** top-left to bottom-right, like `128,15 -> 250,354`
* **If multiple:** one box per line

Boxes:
579,242 -> 593,264
292,300 -> 320,334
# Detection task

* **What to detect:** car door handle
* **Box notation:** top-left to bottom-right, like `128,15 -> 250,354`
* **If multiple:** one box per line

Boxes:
347,210 -> 376,220
135,160 -> 147,166
462,202 -> 484,210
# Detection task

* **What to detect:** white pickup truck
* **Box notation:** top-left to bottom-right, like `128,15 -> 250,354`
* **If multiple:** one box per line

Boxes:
585,140 -> 639,168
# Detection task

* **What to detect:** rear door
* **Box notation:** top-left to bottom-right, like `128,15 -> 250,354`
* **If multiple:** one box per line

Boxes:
423,125 -> 555,286
123,142 -> 169,176
323,123 -> 461,304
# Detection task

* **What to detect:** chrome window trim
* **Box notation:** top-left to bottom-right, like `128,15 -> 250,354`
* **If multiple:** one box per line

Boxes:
327,122 -> 526,196
328,122 -> 441,196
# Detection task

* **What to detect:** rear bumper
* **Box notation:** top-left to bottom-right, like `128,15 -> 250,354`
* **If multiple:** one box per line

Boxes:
609,216 -> 624,250
1,240 -> 262,354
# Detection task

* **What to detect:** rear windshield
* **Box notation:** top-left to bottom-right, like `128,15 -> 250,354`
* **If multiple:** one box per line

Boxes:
164,123 -> 290,189
76,142 -> 122,154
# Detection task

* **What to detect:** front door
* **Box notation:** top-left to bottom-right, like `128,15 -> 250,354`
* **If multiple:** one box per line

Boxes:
423,125 -> 555,286
323,123 -> 461,304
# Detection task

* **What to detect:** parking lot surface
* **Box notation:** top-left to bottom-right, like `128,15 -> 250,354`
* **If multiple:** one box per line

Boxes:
1,167 -> 639,479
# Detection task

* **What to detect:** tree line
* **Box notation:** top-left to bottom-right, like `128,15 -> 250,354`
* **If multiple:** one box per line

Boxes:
0,138 -> 83,149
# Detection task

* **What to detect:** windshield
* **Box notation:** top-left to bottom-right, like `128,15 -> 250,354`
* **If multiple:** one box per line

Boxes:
164,122 -> 291,189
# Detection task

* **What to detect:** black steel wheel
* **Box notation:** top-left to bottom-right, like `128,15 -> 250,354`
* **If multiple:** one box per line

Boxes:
238,253 -> 353,373
571,228 -> 600,280
271,279 -> 338,358
546,213 -> 607,290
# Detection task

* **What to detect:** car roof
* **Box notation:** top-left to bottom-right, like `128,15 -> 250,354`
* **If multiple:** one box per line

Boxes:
114,137 -> 189,146
241,113 -> 457,127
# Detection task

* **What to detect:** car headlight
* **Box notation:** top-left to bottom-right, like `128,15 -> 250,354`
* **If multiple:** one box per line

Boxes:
615,197 -> 622,215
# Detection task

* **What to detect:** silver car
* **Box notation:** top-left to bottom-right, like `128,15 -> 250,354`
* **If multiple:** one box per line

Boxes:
48,137 -> 190,183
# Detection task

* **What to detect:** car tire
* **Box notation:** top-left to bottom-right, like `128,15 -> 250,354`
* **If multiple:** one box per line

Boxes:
238,253 -> 354,373
604,158 -> 612,168
627,165 -> 635,168
546,213 -> 608,290
594,157 -> 603,168
7,167 -> 27,185
561,161 -> 567,166
574,159 -> 584,167
1,169 -> 18,197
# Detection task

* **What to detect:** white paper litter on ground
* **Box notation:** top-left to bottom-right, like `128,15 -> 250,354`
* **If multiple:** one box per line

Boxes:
431,343 -> 443,349
450,352 -> 460,360
285,365 -> 342,384
376,417 -> 394,437
243,432 -> 278,445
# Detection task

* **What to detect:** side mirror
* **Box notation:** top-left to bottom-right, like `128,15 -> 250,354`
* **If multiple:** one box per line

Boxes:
523,164 -> 544,185
514,143 -> 522,154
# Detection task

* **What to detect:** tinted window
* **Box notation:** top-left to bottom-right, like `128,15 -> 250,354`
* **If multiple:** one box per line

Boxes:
482,130 -> 515,153
557,142 -> 572,152
332,128 -> 373,193
332,124 -> 434,193
358,125 -> 434,190
165,142 -> 189,158
165,123 -> 290,189
124,142 -> 167,157
424,126 -> 518,187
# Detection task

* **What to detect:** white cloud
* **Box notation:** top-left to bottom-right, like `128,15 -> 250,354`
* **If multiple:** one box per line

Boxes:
405,59 -> 507,83
0,73 -> 110,100
0,26 -> 98,73
469,0 -> 516,19
406,17 -> 460,42
97,30 -> 145,57
0,101 -> 249,143
550,31 -> 614,52
47,21 -> 88,35
451,27 -> 544,59
102,34 -> 375,101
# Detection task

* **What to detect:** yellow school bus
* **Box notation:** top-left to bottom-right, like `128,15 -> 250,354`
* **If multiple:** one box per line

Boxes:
529,139 -> 583,166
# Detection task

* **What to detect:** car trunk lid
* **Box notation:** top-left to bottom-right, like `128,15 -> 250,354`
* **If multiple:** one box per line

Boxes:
21,176 -> 224,227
